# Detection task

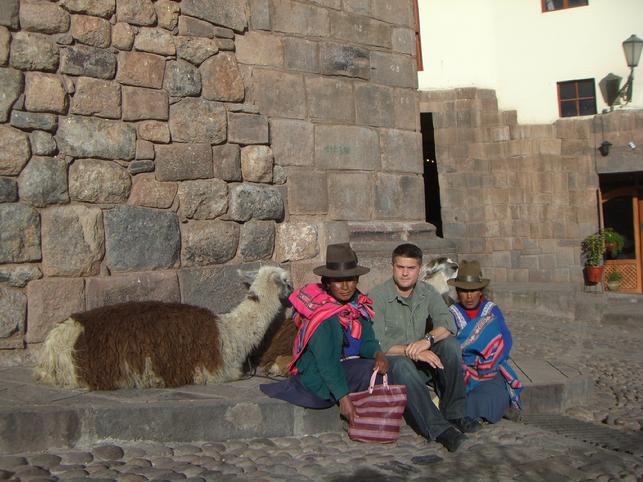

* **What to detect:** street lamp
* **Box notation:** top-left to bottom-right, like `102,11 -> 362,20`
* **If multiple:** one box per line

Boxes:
615,34 -> 643,104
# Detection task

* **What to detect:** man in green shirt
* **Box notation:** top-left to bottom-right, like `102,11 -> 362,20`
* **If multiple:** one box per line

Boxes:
369,243 -> 480,452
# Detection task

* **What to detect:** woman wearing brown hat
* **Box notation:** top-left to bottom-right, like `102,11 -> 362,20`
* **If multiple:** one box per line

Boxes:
448,260 -> 523,423
260,243 -> 388,424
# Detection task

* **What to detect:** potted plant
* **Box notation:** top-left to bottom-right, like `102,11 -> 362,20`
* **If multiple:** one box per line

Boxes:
602,228 -> 624,258
581,232 -> 605,284
605,271 -> 622,291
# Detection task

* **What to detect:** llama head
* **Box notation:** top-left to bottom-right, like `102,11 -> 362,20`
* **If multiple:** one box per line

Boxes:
422,257 -> 459,296
239,266 -> 293,306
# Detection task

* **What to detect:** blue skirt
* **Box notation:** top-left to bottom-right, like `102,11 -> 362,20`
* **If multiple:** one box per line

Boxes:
466,373 -> 510,423
260,358 -> 384,409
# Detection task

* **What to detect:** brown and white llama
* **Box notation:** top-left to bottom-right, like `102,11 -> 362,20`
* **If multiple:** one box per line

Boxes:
34,266 -> 293,390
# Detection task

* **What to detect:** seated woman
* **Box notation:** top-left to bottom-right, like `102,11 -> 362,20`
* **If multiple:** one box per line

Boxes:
260,243 -> 388,423
447,260 -> 523,424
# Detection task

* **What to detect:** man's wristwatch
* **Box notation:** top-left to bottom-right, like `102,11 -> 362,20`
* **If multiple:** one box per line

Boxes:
424,333 -> 435,347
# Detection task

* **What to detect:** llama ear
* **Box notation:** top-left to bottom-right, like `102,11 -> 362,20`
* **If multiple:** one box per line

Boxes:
238,269 -> 258,286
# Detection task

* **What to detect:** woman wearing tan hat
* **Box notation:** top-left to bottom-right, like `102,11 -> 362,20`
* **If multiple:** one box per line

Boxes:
260,243 -> 388,424
448,260 -> 523,423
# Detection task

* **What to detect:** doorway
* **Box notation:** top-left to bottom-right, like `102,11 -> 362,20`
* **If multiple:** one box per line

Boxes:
601,174 -> 643,293
421,113 -> 443,237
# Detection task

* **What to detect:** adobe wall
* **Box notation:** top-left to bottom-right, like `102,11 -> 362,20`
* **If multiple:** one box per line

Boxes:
421,88 -> 643,284
0,0 -> 429,360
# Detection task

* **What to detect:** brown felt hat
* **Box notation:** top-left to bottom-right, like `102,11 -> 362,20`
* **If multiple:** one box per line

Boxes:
447,260 -> 490,290
313,243 -> 370,278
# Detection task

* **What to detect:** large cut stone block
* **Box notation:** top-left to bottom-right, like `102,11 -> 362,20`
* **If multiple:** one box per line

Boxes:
69,158 -> 131,203
10,111 -> 57,132
56,115 -> 136,160
200,52 -> 244,102
228,183 -> 284,221
239,220 -> 274,261
41,205 -> 104,276
62,0 -> 115,18
228,112 -> 269,145
0,0 -> 19,29
315,125 -> 380,171
181,0 -> 247,32
392,27 -> 415,55
134,27 -> 176,56
393,87 -> 417,131
112,22 -> 135,50
137,120 -> 170,143
0,263 -> 41,288
271,0 -> 329,37
275,222 -> 319,262
178,15 -> 216,38
0,177 -> 17,202
71,77 -> 121,119
178,178 -> 227,220
25,73 -> 67,114
20,0 -> 70,34
26,277 -> 85,343
370,51 -> 416,88
305,76 -> 354,122
0,68 -> 23,123
374,173 -> 424,220
329,11 -> 391,48
249,0 -> 270,30
236,31 -> 283,67
116,0 -> 156,26
0,203 -> 41,263
181,220 -> 239,266
60,45 -> 117,79
320,42 -> 369,79
71,14 -> 111,48
327,172 -> 372,220
122,86 -> 168,121
18,157 -> 69,207
252,69 -> 306,119
0,286 -> 26,339
270,119 -> 314,167
85,271 -> 179,310
212,143 -> 241,181
164,59 -> 201,97
155,143 -> 213,182
371,0 -> 413,26
178,263 -> 263,314
0,126 -> 30,175
129,173 -> 177,209
241,145 -> 273,182
283,37 -> 319,73
155,0 -> 180,30
380,128 -> 421,173
286,168 -> 328,214
104,205 -> 180,272
169,98 -> 226,144
175,36 -> 219,66
0,26 -> 9,65
116,51 -> 165,88
10,32 -> 59,72
355,83 -> 394,127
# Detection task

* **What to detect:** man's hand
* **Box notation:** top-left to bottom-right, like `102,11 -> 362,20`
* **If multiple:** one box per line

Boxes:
373,351 -> 389,374
405,338 -> 430,360
339,395 -> 357,424
416,350 -> 444,369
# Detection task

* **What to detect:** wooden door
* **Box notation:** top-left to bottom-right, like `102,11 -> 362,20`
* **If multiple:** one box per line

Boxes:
602,188 -> 642,293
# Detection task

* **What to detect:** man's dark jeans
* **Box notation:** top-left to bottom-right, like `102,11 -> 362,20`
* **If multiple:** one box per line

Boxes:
388,336 -> 467,440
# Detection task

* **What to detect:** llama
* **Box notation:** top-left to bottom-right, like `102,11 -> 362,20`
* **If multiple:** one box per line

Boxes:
422,256 -> 459,306
34,266 -> 293,390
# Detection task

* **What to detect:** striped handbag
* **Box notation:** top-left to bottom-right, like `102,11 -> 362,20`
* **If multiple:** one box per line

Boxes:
347,371 -> 407,443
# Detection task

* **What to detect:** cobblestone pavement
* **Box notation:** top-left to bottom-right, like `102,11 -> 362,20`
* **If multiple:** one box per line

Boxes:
1,313 -> 641,481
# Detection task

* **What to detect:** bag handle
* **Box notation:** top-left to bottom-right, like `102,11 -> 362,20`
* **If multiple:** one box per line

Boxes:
368,370 -> 388,394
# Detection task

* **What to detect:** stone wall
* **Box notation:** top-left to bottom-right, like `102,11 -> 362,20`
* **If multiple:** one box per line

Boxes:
0,0 -> 426,358
421,88 -> 643,284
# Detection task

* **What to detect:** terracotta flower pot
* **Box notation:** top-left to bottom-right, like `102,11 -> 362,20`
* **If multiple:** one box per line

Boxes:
584,265 -> 604,285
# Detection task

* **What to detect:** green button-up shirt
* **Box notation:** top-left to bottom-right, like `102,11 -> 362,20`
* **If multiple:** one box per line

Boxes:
369,278 -> 456,352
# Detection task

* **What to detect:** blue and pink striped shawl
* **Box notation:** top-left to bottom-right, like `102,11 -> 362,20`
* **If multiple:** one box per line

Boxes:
450,299 -> 523,410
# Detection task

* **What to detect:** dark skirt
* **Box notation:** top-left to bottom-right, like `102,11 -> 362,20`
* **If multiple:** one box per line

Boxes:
260,358 -> 384,409
466,373 -> 510,423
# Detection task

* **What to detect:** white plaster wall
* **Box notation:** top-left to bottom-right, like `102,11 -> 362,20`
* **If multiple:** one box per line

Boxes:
418,0 -> 643,124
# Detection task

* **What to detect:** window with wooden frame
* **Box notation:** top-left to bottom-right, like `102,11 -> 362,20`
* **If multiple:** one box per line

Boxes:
557,79 -> 597,117
542,0 -> 588,12
412,0 -> 423,71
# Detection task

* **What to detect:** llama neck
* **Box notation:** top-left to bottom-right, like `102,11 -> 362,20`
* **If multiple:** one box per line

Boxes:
218,295 -> 282,366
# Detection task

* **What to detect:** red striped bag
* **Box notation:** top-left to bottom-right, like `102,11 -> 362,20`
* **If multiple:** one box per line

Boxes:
347,371 -> 407,443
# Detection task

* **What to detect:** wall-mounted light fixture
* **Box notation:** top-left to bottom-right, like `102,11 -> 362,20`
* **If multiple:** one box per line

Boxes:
610,34 -> 643,106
